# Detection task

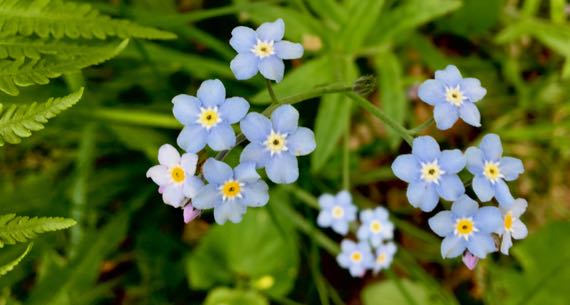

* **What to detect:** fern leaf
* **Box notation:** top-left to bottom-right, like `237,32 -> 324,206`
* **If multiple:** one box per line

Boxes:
0,214 -> 76,247
0,242 -> 32,277
0,37 -> 128,60
0,0 -> 176,40
0,88 -> 83,146
0,39 -> 127,95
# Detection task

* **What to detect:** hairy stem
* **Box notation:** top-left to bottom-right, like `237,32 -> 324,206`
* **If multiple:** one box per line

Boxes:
266,79 -> 280,104
408,118 -> 434,134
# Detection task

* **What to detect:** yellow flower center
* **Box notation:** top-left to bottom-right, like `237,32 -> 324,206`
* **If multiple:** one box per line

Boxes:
331,206 -> 344,219
483,161 -> 502,183
265,130 -> 288,156
197,107 -> 221,129
504,211 -> 513,231
376,253 -> 387,264
252,39 -> 275,58
454,217 -> 478,240
170,166 -> 185,183
445,85 -> 465,106
370,220 -> 382,233
421,160 -> 445,184
350,251 -> 362,263
220,180 -> 243,201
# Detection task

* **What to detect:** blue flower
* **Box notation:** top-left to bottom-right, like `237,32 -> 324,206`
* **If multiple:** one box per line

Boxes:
372,242 -> 397,274
418,65 -> 487,130
173,79 -> 250,153
230,18 -> 304,82
192,158 -> 269,224
465,133 -> 524,203
497,198 -> 528,255
428,195 -> 502,259
316,191 -> 357,235
146,144 -> 204,208
337,240 -> 374,278
240,104 -> 316,184
391,136 -> 466,212
357,207 -> 394,247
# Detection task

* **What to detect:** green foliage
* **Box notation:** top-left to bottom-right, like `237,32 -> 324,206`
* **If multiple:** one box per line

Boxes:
204,288 -> 268,305
0,214 -> 76,247
0,243 -> 32,277
0,88 -> 83,146
362,279 -> 446,305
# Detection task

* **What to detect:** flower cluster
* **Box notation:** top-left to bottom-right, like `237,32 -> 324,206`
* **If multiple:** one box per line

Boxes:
147,19 -> 315,224
316,191 -> 397,277
391,65 -> 528,267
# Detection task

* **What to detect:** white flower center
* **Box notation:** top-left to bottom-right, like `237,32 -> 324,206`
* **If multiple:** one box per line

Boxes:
445,85 -> 466,107
251,39 -> 275,58
196,107 -> 222,130
420,160 -> 445,184
483,160 -> 503,184
219,179 -> 244,201
264,130 -> 288,156
454,217 -> 479,241
331,206 -> 345,219
369,220 -> 382,233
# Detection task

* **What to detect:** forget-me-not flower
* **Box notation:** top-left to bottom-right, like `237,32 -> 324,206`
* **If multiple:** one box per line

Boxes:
230,18 -> 304,82
418,65 -> 487,130
357,207 -> 394,247
391,136 -> 466,212
317,191 -> 357,235
372,242 -> 397,274
192,158 -> 269,224
240,104 -> 316,184
146,144 -> 204,208
465,134 -> 524,203
337,239 -> 374,278
173,79 -> 250,153
428,195 -> 502,259
497,198 -> 528,255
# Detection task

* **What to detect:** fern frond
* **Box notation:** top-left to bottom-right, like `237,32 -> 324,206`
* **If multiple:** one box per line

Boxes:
0,242 -> 32,277
0,214 -> 76,247
0,39 -> 127,95
0,37 -> 127,60
0,88 -> 83,146
0,0 -> 176,40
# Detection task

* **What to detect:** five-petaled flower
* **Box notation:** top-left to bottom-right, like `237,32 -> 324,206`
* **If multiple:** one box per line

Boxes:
192,158 -> 269,224
391,136 -> 466,212
357,207 -> 394,247
418,65 -> 487,130
465,133 -> 524,203
146,144 -> 204,208
316,191 -> 357,235
337,240 -> 374,278
497,198 -> 528,255
372,242 -> 397,274
240,104 -> 316,184
428,195 -> 502,259
173,79 -> 250,153
230,18 -> 304,82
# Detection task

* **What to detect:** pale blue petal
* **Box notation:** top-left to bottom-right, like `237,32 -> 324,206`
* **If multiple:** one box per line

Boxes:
349,265 -> 366,278
501,233 -> 513,255
158,144 -> 181,166
177,124 -> 208,153
441,235 -> 466,258
203,158 -> 233,184
337,253 -> 350,267
317,211 -> 332,228
259,56 -> 285,82
220,97 -> 250,124
180,153 -> 199,175
162,184 -> 185,208
242,181 -> 269,207
332,221 -> 349,235
460,78 -> 486,102
183,176 -> 204,198
412,136 -> 441,163
336,191 -> 352,205
275,40 -> 303,59
230,53 -> 259,80
172,94 -> 200,125
494,179 -> 514,205
509,198 -> 528,218
436,174 -> 465,201
318,194 -> 335,209
271,104 -> 299,134
467,233 -> 496,258
428,211 -> 454,237
357,225 -> 369,240
474,206 -> 502,234
340,239 -> 357,252
146,165 -> 169,185
240,143 -> 271,169
480,133 -> 502,161
240,112 -> 272,142
229,26 -> 257,53
473,175 -> 495,202
465,147 -> 484,175
360,210 -> 374,222
374,207 -> 389,220
256,18 -> 285,42
197,79 -> 226,107
434,102 -> 459,130
287,127 -> 316,156
406,182 -> 439,212
459,102 -> 481,127
234,161 -> 260,183
418,79 -> 445,106
266,153 -> 298,184
208,124 -> 236,151
214,201 -> 246,224
500,157 -> 524,181
391,154 -> 420,183
344,205 -> 357,222
451,195 -> 478,217
435,65 -> 462,87
511,220 -> 528,239
192,184 -> 222,209
439,149 -> 466,174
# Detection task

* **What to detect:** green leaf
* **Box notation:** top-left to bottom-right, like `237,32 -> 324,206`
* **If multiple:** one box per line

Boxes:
362,279 -> 446,305
436,0 -> 503,36
0,0 -> 176,40
204,288 -> 268,305
338,0 -> 385,52
0,214 -> 76,247
0,243 -> 32,277
0,88 -> 83,146
496,18 -> 570,57
0,37 -> 128,60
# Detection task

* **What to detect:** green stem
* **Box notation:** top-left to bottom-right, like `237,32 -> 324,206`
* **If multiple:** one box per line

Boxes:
282,184 -> 320,209
408,118 -> 434,134
385,268 -> 420,305
342,109 -> 351,191
266,79 -> 280,104
346,92 -> 414,145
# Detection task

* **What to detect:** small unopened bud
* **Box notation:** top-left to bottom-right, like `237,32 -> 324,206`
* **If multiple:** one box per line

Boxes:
352,75 -> 376,96
462,251 -> 479,270
183,203 -> 201,224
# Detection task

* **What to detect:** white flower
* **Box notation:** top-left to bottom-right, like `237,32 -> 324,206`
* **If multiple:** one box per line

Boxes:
498,198 -> 528,255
